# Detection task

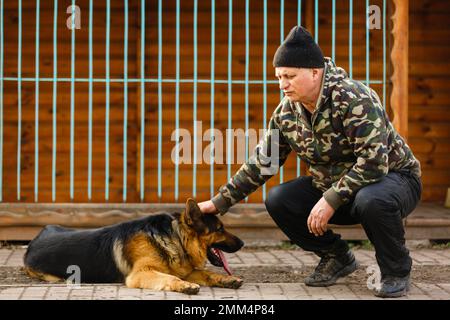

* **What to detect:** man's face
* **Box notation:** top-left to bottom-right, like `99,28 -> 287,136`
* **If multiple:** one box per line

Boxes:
275,67 -> 321,103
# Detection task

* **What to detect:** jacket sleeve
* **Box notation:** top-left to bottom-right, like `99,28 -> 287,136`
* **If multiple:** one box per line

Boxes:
211,110 -> 292,215
323,97 -> 389,210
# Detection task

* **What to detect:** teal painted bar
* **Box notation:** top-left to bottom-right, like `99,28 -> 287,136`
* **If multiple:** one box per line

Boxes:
297,0 -> 301,176
245,0 -> 249,175
105,0 -> 111,200
52,0 -> 58,202
244,0 -> 249,202
192,0 -> 198,197
226,0 -> 232,183
123,0 -> 129,201
17,0 -> 22,200
279,0 -> 284,184
34,0 -> 40,202
332,0 -> 336,61
297,0 -> 302,26
70,0 -> 76,200
0,0 -> 3,201
1,77 -> 383,85
315,0 -> 318,43
383,0 -> 386,108
262,0 -> 267,200
88,0 -> 93,200
210,0 -> 215,198
174,0 -> 180,201
349,0 -> 353,78
139,0 -> 145,201
158,0 -> 163,198
366,0 -> 369,85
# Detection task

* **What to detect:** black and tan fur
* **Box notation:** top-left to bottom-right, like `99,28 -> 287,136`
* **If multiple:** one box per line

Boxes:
24,199 -> 244,294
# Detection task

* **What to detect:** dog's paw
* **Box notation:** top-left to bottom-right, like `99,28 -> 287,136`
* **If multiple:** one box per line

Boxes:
221,276 -> 243,289
180,283 -> 201,295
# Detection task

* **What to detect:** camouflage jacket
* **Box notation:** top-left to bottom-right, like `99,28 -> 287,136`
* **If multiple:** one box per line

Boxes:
211,58 -> 421,214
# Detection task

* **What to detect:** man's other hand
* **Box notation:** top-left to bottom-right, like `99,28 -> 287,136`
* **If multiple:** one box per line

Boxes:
307,197 -> 335,236
198,200 -> 219,215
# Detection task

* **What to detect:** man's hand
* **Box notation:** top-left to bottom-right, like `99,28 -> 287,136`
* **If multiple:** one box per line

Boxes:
307,197 -> 335,236
198,200 -> 219,215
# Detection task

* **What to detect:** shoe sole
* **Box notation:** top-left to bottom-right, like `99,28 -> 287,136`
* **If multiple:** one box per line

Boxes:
305,259 -> 359,287
374,282 -> 411,298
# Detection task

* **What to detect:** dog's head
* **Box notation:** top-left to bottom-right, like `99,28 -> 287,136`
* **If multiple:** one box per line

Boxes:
181,198 -> 244,274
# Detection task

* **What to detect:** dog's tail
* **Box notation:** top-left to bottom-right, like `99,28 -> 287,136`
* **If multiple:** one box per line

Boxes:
23,266 -> 62,282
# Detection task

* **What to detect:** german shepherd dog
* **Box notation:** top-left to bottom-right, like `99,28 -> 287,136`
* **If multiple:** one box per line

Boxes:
24,199 -> 244,294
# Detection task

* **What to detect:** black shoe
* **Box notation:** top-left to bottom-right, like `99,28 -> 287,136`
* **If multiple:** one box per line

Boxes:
305,249 -> 359,287
374,274 -> 410,298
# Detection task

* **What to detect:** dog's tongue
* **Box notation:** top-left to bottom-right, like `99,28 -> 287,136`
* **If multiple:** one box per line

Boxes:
214,249 -> 232,275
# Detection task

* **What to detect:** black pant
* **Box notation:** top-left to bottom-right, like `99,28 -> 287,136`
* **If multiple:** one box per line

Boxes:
265,171 -> 422,277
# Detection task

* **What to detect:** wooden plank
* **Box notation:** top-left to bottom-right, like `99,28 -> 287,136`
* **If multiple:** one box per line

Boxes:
0,203 -> 448,241
410,106 -> 450,122
390,0 -> 409,140
409,138 -> 450,154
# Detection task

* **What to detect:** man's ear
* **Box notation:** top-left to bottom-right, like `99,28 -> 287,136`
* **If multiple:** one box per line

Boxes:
312,68 -> 324,81
184,198 -> 204,228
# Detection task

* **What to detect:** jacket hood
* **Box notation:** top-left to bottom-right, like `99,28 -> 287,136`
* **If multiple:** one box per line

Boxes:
317,58 -> 349,109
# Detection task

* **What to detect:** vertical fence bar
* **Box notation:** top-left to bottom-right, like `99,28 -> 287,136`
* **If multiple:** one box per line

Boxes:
0,0 -> 3,201
226,0 -> 232,183
105,0 -> 111,200
245,0 -> 249,160
123,0 -> 128,201
88,0 -> 93,200
314,0 -> 318,43
382,0 -> 386,108
34,0 -> 40,202
52,0 -> 58,202
158,0 -> 163,199
366,0 -> 369,85
174,0 -> 180,201
262,0 -> 267,200
349,0 -> 353,78
297,0 -> 302,26
297,0 -> 301,177
279,0 -> 284,184
192,0 -> 197,197
139,0 -> 145,201
332,0 -> 336,61
87,0 -> 93,200
244,0 -> 249,202
70,0 -> 76,200
210,0 -> 215,197
17,0 -> 22,200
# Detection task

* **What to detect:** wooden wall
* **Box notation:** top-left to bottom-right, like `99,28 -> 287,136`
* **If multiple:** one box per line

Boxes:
409,0 -> 450,202
0,0 -> 446,204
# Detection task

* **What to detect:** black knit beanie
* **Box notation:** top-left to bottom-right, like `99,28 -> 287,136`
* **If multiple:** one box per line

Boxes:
273,26 -> 324,68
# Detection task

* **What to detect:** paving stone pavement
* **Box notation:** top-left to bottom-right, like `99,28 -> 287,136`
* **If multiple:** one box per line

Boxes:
0,247 -> 449,300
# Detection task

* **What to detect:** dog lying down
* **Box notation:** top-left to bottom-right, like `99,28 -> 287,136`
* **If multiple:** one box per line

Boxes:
24,198 -> 244,294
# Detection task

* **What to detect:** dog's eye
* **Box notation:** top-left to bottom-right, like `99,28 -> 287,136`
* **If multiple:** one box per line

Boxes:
217,225 -> 224,232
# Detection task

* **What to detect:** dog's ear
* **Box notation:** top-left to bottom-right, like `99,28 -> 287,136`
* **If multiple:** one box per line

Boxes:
184,198 -> 206,232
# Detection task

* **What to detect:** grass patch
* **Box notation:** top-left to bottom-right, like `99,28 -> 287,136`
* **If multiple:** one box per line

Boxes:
348,240 -> 374,250
430,240 -> 450,250
0,241 -> 28,249
277,240 -> 299,250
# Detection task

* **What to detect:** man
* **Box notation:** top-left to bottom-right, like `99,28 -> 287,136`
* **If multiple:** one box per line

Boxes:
199,26 -> 421,298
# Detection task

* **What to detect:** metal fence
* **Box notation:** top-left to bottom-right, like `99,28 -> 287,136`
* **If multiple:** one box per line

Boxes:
0,0 -> 388,203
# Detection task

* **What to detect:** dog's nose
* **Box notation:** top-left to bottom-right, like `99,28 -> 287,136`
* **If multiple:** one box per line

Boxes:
236,238 -> 244,250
